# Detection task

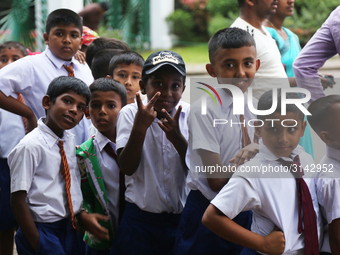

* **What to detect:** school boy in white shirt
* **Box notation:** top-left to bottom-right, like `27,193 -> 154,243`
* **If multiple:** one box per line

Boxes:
111,51 -> 189,255
307,95 -> 340,255
203,90 -> 322,255
175,27 -> 260,255
0,8 -> 94,145
8,76 -> 110,255
76,78 -> 127,254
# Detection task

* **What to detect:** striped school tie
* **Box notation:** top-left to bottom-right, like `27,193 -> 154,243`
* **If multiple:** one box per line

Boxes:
59,140 -> 76,229
63,63 -> 75,77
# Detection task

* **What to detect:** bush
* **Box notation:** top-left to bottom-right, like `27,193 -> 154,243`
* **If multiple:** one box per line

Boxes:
208,14 -> 227,37
206,0 -> 238,16
166,9 -> 195,43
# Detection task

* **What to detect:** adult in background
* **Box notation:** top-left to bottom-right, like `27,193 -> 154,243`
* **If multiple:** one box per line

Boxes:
78,2 -> 110,32
293,6 -> 339,103
263,0 -> 314,158
231,0 -> 290,99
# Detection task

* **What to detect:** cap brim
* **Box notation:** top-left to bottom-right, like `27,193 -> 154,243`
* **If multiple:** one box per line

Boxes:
145,62 -> 185,76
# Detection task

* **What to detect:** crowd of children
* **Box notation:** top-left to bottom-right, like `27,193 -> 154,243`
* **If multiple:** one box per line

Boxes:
0,5 -> 339,255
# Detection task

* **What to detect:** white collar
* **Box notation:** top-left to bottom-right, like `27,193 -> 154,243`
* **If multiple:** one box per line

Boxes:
37,118 -> 73,149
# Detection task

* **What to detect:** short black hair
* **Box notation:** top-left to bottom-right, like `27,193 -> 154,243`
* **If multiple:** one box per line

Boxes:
46,9 -> 83,35
108,51 -> 144,76
237,0 -> 245,8
89,78 -> 127,107
257,89 -> 304,121
208,27 -> 256,64
47,76 -> 90,105
308,95 -> 340,134
86,37 -> 130,67
0,41 -> 28,57
91,49 -> 124,79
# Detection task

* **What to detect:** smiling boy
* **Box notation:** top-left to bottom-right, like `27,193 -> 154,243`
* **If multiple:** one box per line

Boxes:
112,51 -> 189,255
8,76 -> 92,255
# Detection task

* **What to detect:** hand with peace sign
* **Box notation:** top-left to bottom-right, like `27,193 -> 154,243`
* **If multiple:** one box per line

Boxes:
158,105 -> 188,167
117,92 -> 160,176
134,92 -> 160,132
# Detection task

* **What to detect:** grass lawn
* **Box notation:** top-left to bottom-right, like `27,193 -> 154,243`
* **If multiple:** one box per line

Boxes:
139,44 -> 209,64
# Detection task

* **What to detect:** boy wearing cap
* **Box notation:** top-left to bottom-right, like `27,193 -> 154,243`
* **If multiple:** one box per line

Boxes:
111,51 -> 189,255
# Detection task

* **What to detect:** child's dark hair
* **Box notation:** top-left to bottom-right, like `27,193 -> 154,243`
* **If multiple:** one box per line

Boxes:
89,78 -> 127,107
91,49 -> 124,79
237,0 -> 245,8
0,41 -> 28,56
47,76 -> 91,105
208,27 -> 256,64
307,95 -> 340,134
86,38 -> 130,67
257,89 -> 304,121
108,51 -> 144,75
46,9 -> 83,35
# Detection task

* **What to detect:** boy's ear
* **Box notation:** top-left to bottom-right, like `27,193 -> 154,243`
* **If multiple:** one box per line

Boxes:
139,79 -> 146,95
300,120 -> 307,137
42,95 -> 52,110
206,63 -> 217,78
255,122 -> 262,138
85,107 -> 90,119
43,32 -> 49,46
319,131 -> 333,145
79,37 -> 83,50
255,59 -> 260,72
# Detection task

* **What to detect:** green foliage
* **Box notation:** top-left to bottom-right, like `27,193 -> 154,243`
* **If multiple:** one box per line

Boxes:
208,14 -> 227,37
206,0 -> 239,16
98,26 -> 123,40
166,9 -> 195,44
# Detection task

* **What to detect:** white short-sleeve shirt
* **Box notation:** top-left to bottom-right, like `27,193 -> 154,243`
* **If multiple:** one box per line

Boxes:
0,47 -> 94,144
8,118 -> 83,223
315,146 -> 340,253
211,141 -> 322,254
231,18 -> 290,99
0,93 -> 25,158
92,130 -> 120,229
186,89 -> 257,201
116,99 -> 190,214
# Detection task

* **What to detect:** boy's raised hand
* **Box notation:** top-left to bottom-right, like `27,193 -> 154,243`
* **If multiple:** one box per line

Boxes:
158,105 -> 183,144
135,92 -> 160,132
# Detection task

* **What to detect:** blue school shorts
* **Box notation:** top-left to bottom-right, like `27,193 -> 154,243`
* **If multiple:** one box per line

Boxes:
15,218 -> 81,255
0,158 -> 17,232
174,190 -> 252,255
110,202 -> 181,255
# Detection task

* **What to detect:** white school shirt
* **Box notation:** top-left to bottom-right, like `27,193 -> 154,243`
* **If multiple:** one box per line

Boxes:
0,93 -> 25,158
92,130 -> 120,229
186,89 -> 257,201
116,99 -> 190,214
231,18 -> 290,99
315,146 -> 340,253
8,118 -> 83,223
0,47 -> 94,144
211,141 -> 322,255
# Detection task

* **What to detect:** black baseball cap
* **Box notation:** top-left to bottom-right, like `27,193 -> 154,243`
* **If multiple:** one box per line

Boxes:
143,50 -> 186,76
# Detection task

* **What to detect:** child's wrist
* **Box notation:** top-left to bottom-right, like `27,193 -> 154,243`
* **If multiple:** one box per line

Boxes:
74,207 -> 88,232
